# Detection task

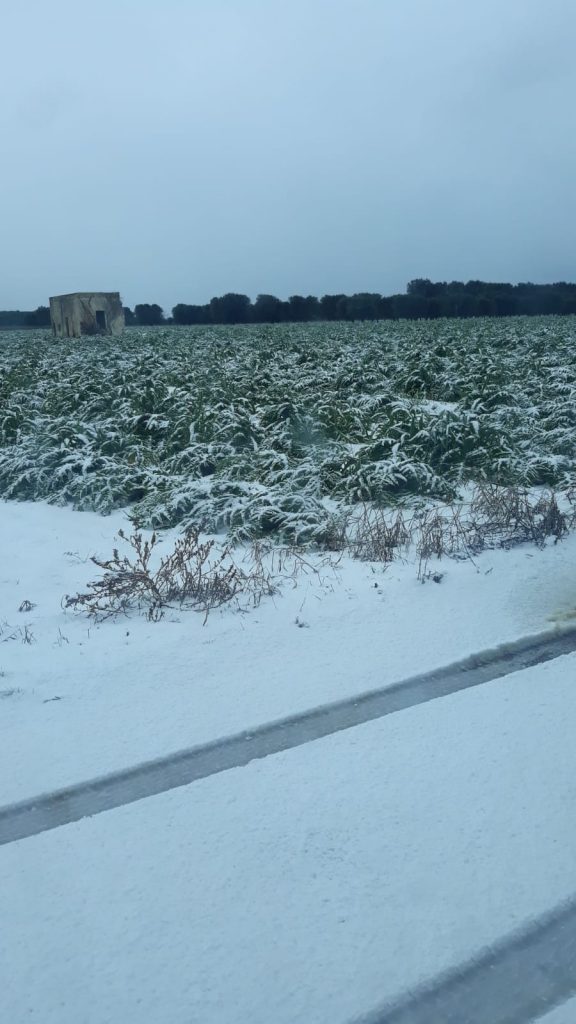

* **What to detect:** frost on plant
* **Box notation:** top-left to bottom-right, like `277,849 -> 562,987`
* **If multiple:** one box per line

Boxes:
2,318 -> 576,544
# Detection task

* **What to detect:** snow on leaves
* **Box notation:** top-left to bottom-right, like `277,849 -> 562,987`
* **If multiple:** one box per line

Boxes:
1,317 -> 575,542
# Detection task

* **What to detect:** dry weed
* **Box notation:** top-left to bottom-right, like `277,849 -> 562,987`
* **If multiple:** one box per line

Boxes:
348,485 -> 573,579
64,527 -> 276,623
349,506 -> 412,562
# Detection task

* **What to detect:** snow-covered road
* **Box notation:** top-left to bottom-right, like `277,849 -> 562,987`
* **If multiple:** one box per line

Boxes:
3,623 -> 576,846
3,654 -> 576,1023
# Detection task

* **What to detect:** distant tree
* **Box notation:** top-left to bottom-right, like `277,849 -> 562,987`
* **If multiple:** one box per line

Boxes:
476,296 -> 496,317
26,306 -> 51,327
123,306 -> 136,326
343,293 -> 385,320
209,293 -> 251,324
287,295 -> 320,322
172,303 -> 211,325
459,294 -> 477,317
464,280 -> 486,295
319,294 -> 347,320
425,298 -> 443,318
407,278 -> 434,299
0,310 -> 30,329
134,303 -> 164,326
378,297 -> 394,319
253,294 -> 283,323
493,293 -> 517,316
392,293 -> 428,319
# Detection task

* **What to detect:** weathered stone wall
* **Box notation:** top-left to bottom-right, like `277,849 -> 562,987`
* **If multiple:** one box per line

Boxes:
49,293 -> 125,337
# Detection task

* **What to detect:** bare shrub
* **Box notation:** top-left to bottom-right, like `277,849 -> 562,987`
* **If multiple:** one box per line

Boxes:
63,487 -> 573,621
467,484 -> 570,551
64,527 -> 276,622
246,540 -> 341,592
349,506 -> 412,562
316,515 -> 349,553
417,509 -> 449,562
415,487 -> 571,579
348,485 -> 573,579
415,503 -> 480,579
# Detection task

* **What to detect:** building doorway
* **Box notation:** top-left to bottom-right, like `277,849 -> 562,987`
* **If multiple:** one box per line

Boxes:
95,310 -> 107,331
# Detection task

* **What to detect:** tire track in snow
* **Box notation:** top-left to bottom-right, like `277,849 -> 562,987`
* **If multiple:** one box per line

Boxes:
1,624 -> 576,846
353,894 -> 576,1024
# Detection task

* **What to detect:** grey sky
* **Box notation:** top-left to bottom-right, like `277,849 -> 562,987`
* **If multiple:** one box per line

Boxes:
2,0 -> 575,312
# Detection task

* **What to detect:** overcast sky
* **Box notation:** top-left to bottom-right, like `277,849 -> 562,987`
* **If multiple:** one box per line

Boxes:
2,0 -> 575,311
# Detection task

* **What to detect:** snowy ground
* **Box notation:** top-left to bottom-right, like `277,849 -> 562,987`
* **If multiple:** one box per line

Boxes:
3,500 -> 576,1023
1,500 -> 576,804
3,654 -> 576,1023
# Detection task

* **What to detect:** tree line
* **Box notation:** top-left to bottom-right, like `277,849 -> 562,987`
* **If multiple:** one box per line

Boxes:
130,280 -> 576,325
3,280 -> 576,330
0,306 -> 52,330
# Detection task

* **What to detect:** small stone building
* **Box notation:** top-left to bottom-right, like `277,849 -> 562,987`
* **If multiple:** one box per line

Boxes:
49,292 -> 125,338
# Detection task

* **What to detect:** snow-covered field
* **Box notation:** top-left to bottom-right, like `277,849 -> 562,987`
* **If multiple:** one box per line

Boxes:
2,317 -> 576,543
3,317 -> 576,1022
